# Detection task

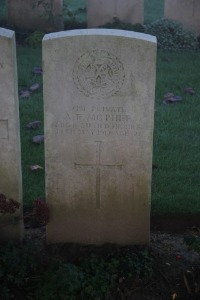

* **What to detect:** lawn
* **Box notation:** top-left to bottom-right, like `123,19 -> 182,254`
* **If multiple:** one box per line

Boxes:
1,0 -> 200,217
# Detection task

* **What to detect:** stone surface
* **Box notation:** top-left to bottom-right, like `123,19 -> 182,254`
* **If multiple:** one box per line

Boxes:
164,0 -> 200,33
7,0 -> 64,32
87,0 -> 144,28
0,28 -> 23,241
43,29 -> 157,245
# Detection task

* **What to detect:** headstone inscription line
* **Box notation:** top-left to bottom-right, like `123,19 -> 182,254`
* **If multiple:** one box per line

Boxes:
0,28 -> 23,241
43,29 -> 157,245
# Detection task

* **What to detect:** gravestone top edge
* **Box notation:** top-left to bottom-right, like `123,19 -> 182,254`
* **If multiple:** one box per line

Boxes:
0,27 -> 14,38
43,29 -> 157,44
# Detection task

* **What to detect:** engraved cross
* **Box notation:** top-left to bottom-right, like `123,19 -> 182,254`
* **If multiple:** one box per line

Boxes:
75,141 -> 122,209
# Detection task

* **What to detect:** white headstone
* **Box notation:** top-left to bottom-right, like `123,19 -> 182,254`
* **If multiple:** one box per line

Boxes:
43,29 -> 157,245
0,28 -> 23,241
164,0 -> 200,33
87,0 -> 144,28
7,0 -> 64,32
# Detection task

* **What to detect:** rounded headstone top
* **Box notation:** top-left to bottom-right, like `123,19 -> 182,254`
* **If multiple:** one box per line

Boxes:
43,28 -> 157,44
0,27 -> 15,38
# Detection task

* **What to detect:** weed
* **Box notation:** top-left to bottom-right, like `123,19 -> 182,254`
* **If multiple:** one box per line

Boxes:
35,263 -> 83,300
0,241 -> 40,299
32,198 -> 49,225
25,31 -> 44,47
0,193 -> 20,214
100,17 -> 145,33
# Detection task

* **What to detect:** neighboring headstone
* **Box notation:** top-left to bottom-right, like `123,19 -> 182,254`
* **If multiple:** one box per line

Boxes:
164,0 -> 200,33
0,28 -> 23,241
43,29 -> 156,245
87,0 -> 144,28
7,0 -> 64,32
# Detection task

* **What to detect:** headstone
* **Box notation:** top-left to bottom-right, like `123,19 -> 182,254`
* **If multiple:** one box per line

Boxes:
7,0 -> 64,32
164,0 -> 200,33
87,0 -> 144,28
43,29 -> 157,245
0,28 -> 23,241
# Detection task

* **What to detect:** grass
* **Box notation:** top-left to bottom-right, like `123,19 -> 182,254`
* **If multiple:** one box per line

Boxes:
1,0 -> 200,216
153,51 -> 200,215
17,47 -> 45,208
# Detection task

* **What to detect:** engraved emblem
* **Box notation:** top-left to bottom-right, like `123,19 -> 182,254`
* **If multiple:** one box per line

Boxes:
73,50 -> 125,98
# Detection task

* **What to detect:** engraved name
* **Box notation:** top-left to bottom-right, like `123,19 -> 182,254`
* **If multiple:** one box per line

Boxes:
52,105 -> 141,137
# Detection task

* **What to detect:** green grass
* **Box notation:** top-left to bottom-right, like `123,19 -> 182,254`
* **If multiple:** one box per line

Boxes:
17,47 -> 45,208
152,51 -> 200,215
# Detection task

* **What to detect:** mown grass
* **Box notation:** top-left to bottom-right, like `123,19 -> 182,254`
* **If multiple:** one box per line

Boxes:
153,51 -> 200,215
17,47 -> 45,208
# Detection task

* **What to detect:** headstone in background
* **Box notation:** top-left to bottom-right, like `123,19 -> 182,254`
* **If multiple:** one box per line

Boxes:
0,27 -> 23,241
87,0 -> 144,28
43,29 -> 156,245
164,0 -> 200,33
7,0 -> 64,32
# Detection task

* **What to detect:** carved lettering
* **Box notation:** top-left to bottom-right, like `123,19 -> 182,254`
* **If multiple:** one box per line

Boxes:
52,105 -> 142,137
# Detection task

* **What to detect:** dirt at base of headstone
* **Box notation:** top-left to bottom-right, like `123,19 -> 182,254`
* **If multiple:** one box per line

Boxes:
24,222 -> 200,300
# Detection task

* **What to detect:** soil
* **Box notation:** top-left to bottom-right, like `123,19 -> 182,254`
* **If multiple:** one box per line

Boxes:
24,215 -> 200,300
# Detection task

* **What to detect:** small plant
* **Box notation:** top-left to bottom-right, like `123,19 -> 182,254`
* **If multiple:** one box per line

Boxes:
0,241 -> 40,299
25,31 -> 44,47
0,193 -> 20,214
80,255 -> 114,300
0,193 -> 20,229
101,17 -> 145,33
184,229 -> 200,254
35,263 -> 83,300
79,250 -> 153,299
145,18 -> 199,50
33,197 -> 49,225
64,7 -> 87,30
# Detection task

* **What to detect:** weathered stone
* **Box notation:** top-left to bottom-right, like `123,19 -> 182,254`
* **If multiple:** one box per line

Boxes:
164,0 -> 200,33
7,0 -> 64,32
0,28 -> 23,241
43,29 -> 157,245
87,0 -> 144,28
